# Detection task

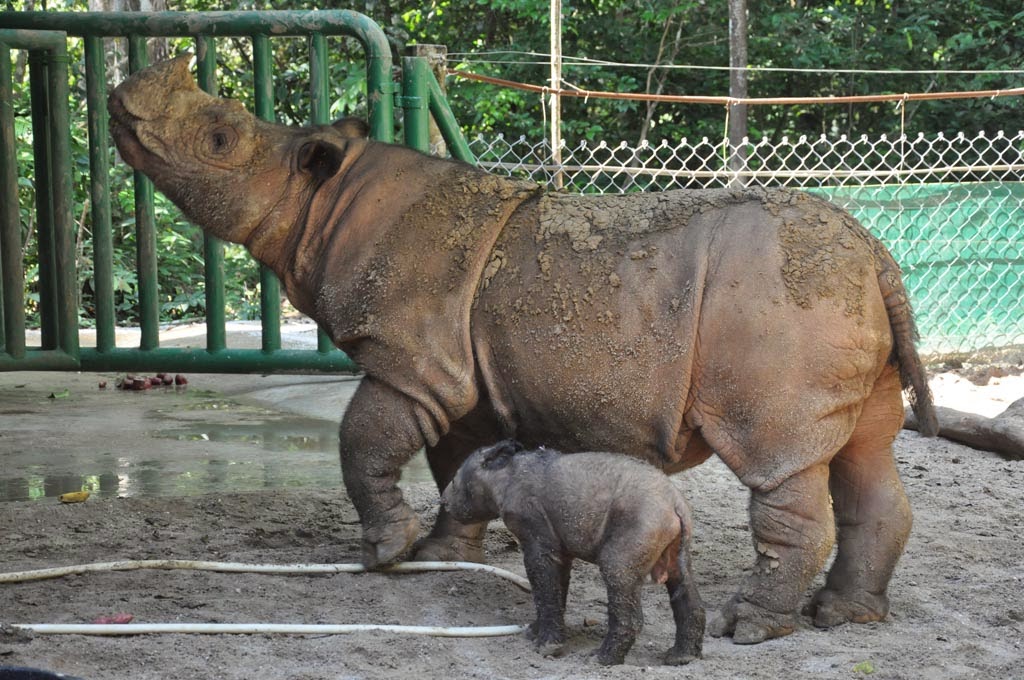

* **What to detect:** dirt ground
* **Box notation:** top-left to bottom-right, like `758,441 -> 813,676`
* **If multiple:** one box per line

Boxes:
1,371 -> 1022,680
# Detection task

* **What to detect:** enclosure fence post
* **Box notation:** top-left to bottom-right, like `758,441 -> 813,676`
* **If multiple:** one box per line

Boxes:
195,35 -> 227,354
0,42 -> 25,358
252,33 -> 282,355
127,35 -> 159,351
85,36 -> 115,353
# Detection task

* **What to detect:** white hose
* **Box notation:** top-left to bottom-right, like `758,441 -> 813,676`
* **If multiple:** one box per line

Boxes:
0,559 -> 532,591
13,623 -> 528,637
2,560 -> 531,638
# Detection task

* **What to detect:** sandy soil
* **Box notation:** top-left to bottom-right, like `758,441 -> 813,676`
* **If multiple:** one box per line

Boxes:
1,374 -> 1022,680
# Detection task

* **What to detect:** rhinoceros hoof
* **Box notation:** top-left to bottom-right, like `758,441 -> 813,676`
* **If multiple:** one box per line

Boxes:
361,504 -> 421,568
662,646 -> 701,666
708,598 -> 796,645
412,534 -> 485,563
804,588 -> 889,628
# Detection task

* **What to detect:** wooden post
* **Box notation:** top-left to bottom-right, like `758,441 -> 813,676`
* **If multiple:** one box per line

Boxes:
550,0 -> 563,189
727,0 -> 748,184
410,44 -> 448,157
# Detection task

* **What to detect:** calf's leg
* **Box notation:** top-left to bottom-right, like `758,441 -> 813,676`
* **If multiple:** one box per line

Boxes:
518,536 -> 572,657
663,524 -> 705,664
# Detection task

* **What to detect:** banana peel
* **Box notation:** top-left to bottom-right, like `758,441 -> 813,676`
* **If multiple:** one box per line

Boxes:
59,490 -> 90,504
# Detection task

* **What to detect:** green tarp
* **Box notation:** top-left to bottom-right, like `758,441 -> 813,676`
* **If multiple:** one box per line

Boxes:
812,182 -> 1024,357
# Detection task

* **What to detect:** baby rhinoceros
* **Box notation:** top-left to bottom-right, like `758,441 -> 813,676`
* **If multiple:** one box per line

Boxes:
441,441 -> 704,666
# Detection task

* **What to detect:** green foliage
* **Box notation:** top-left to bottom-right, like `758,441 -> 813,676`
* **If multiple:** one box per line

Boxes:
7,0 -> 1022,331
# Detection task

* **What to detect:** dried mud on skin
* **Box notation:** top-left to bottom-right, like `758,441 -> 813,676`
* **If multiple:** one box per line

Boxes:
1,431 -> 1022,680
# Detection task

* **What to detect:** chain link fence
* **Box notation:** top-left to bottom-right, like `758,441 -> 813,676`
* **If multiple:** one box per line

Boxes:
468,130 -> 1024,361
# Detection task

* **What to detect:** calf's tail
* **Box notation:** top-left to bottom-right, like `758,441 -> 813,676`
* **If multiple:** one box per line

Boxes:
873,241 -> 939,437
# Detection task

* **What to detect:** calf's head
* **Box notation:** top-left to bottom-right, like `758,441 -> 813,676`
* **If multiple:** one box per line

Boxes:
108,53 -> 368,255
441,440 -> 525,522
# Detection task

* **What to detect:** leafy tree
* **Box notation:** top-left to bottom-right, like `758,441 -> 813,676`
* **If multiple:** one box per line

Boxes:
6,0 -> 1021,326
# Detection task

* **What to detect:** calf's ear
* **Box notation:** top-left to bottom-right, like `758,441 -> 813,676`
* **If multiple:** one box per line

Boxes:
297,140 -> 344,182
481,440 -> 522,470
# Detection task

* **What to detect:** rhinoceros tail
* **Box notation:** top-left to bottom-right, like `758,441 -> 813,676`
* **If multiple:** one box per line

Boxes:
874,242 -> 939,437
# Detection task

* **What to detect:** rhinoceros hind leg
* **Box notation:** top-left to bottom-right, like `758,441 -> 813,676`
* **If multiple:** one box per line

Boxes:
707,596 -> 797,644
413,414 -> 501,563
804,588 -> 890,628
808,366 -> 910,628
711,463 -> 835,644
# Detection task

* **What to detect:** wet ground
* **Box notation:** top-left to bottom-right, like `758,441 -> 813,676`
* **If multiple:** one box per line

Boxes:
0,370 -> 435,504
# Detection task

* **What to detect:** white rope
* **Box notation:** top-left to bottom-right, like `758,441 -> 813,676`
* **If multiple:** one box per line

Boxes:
447,50 -> 1024,75
1,560 -> 531,638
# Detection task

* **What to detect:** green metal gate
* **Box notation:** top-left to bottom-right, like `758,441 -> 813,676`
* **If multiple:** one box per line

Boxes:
0,10 -> 471,373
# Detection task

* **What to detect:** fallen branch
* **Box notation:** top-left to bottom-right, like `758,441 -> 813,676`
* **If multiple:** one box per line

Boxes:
904,397 -> 1024,460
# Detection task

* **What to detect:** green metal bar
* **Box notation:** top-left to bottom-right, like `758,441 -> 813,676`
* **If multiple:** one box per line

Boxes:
77,348 -> 358,373
85,36 -> 115,352
401,56 -> 431,153
427,70 -> 476,164
1,11 -> 396,140
309,32 -> 329,125
252,33 -> 282,354
0,11 -> 389,40
0,15 -> 405,373
308,32 -> 335,354
0,43 -> 24,358
0,348 -> 79,371
128,36 -> 159,350
28,52 -> 58,349
47,39 -> 79,357
195,35 -> 227,353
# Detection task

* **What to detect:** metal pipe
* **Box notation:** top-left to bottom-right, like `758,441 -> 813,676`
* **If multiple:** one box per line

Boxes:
426,71 -> 475,164
48,40 -> 79,358
0,42 -> 25,358
28,52 -> 58,348
195,36 -> 227,354
128,36 -> 159,350
77,347 -> 358,373
85,36 -> 115,353
308,32 -> 335,355
252,33 -> 282,355
401,56 -> 431,153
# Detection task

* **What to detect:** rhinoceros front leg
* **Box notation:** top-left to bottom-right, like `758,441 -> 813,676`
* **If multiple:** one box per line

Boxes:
708,463 -> 836,644
339,378 -> 430,568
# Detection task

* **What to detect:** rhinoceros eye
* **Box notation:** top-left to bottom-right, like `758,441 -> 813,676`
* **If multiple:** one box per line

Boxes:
208,126 -> 238,155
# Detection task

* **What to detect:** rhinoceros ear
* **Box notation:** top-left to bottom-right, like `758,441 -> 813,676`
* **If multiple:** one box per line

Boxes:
481,440 -> 523,470
297,140 -> 344,182
332,117 -> 369,138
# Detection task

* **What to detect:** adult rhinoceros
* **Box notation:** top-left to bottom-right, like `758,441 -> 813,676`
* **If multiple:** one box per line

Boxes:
108,54 -> 937,644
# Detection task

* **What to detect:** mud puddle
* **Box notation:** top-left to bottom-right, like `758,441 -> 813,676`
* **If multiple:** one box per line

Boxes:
0,394 -> 432,503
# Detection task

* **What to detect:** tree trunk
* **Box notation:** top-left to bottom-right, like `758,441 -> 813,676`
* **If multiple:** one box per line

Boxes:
904,397 -> 1024,460
88,0 -> 169,84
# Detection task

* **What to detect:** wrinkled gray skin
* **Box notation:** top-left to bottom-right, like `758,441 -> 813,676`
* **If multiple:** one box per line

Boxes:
442,441 -> 704,666
108,55 -> 939,646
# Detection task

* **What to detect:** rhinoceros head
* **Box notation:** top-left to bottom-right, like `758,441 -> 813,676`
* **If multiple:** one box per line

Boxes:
108,54 -> 367,255
441,440 -> 525,522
